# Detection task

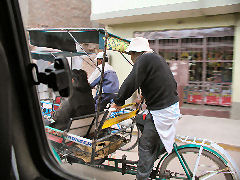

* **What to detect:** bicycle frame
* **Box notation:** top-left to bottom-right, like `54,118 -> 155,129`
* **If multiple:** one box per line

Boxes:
48,126 -> 239,180
176,135 -> 240,180
99,142 -> 232,180
45,101 -> 239,179
153,143 -> 232,180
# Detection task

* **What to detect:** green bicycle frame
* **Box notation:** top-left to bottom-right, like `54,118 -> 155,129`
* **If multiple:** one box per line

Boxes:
51,146 -> 62,163
51,142 -> 229,179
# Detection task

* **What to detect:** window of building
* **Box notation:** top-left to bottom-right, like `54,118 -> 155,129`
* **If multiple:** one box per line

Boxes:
135,27 -> 234,106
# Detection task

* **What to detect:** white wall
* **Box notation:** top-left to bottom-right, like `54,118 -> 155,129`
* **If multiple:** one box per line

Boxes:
91,0 -> 240,25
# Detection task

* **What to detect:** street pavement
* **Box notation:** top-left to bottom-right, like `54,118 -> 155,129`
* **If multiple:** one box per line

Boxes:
177,115 -> 240,147
177,115 -> 240,176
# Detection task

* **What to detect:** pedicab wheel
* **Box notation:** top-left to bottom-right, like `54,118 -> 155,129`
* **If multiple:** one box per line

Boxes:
159,147 -> 234,180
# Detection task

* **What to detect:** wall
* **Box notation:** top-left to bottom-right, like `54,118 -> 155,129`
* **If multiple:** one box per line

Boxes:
107,13 -> 238,83
91,0 -> 240,25
28,0 -> 102,28
231,14 -> 240,119
91,0 -> 197,14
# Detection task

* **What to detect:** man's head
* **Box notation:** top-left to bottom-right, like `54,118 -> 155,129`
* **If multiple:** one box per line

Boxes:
71,69 -> 89,89
126,37 -> 152,63
96,52 -> 108,65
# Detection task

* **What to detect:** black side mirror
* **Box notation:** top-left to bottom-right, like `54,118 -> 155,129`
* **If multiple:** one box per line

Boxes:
31,56 -> 72,97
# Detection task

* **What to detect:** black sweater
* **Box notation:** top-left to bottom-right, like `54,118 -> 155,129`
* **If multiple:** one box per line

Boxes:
114,53 -> 179,110
52,87 -> 95,130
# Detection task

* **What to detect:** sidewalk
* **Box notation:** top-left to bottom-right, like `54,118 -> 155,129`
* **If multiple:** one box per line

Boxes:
177,115 -> 240,148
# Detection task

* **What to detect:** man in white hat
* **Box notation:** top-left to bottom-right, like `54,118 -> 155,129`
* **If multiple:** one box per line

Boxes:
111,37 -> 181,180
89,52 -> 119,111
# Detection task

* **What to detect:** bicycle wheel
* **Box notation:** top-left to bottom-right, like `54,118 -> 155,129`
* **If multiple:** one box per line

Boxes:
120,123 -> 141,151
159,147 -> 233,180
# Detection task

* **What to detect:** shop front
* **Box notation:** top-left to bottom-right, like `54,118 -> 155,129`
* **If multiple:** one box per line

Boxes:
135,27 -> 233,117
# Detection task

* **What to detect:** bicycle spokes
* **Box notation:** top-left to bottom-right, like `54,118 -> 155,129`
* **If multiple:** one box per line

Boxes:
159,147 -> 233,180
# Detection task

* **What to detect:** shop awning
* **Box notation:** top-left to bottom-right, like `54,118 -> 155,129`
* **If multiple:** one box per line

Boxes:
135,27 -> 234,39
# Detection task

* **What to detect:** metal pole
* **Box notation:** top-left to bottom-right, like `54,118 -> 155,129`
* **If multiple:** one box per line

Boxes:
91,30 -> 109,165
202,37 -> 207,106
120,52 -> 133,66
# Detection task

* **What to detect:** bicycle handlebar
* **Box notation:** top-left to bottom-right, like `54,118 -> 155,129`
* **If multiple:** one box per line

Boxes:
108,103 -> 138,112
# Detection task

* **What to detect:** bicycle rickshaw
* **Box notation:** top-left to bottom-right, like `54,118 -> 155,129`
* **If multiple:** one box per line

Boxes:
29,28 -> 240,179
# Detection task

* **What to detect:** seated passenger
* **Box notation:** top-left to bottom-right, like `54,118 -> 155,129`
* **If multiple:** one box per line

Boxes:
51,69 -> 95,130
88,52 -> 119,111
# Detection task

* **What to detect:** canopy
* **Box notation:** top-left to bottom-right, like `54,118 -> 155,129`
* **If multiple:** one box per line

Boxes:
31,51 -> 87,62
28,28 -> 130,53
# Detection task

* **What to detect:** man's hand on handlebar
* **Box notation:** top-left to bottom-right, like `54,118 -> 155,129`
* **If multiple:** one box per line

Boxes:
134,98 -> 142,106
134,94 -> 144,109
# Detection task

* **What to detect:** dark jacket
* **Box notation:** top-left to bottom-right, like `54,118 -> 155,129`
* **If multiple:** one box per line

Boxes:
52,87 -> 95,131
114,53 -> 179,110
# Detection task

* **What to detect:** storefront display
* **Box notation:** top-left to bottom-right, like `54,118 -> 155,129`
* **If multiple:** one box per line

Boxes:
137,27 -> 234,107
183,85 -> 231,106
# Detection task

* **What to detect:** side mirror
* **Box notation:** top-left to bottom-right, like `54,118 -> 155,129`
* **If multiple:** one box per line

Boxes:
31,56 -> 72,97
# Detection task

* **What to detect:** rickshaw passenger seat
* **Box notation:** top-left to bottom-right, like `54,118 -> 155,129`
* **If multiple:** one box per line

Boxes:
66,111 -> 106,138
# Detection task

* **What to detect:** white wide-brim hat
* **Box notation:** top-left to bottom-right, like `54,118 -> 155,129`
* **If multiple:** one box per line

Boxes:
126,37 -> 153,52
97,52 -> 108,59
94,52 -> 108,61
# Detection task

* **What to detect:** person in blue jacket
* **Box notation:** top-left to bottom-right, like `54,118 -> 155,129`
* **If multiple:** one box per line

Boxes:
88,52 -> 119,111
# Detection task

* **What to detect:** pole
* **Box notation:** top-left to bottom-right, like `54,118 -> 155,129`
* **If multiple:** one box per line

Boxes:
91,30 -> 109,165
120,52 -> 133,66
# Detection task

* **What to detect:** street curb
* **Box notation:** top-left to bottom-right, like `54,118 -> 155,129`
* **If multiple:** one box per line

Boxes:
217,143 -> 240,152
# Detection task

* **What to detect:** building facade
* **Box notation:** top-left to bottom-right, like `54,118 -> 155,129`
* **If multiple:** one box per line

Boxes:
91,0 -> 240,119
19,0 -> 103,28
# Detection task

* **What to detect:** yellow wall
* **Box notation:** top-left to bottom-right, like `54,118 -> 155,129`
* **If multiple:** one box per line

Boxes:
106,13 -> 240,102
232,14 -> 240,102
108,50 -> 132,85
107,13 -> 237,36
